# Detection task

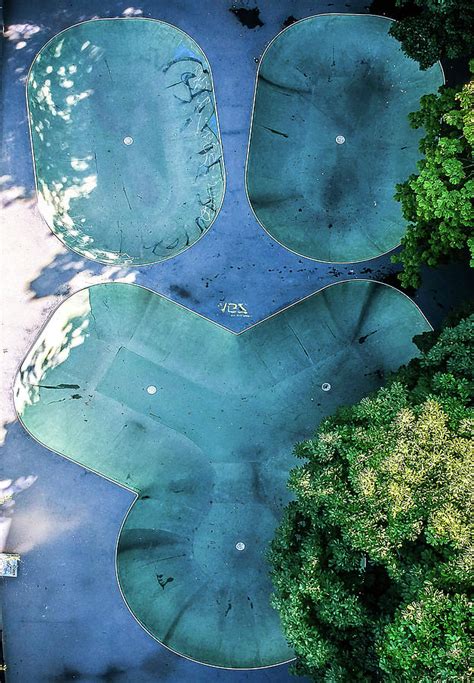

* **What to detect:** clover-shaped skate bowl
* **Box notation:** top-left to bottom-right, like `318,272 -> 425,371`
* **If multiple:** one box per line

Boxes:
14,280 -> 430,668
246,14 -> 444,263
27,18 -> 224,265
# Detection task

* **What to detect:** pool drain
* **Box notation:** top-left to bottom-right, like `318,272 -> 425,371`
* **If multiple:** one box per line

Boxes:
123,136 -> 134,146
235,542 -> 246,551
335,135 -> 345,144
321,382 -> 331,392
146,385 -> 157,395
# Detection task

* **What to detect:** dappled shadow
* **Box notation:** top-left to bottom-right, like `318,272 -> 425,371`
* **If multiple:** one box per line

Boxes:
14,288 -> 91,413
27,246 -> 139,299
28,251 -> 103,298
2,6 -> 154,194
0,174 -> 35,207
27,30 -> 115,261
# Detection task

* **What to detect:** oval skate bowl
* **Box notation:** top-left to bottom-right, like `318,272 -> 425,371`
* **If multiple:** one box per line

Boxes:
246,14 -> 444,263
27,18 -> 224,265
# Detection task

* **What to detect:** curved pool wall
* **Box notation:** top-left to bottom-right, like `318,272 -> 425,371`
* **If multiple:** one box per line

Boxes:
246,14 -> 444,263
27,18 -> 225,265
14,280 -> 430,669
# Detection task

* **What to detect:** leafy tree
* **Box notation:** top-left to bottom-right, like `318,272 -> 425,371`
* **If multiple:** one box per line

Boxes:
379,588 -> 473,681
388,0 -> 474,70
392,66 -> 474,288
269,315 -> 473,681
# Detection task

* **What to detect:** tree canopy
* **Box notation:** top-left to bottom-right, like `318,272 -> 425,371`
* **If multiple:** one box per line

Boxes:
269,314 -> 473,681
392,64 -> 474,288
388,0 -> 474,70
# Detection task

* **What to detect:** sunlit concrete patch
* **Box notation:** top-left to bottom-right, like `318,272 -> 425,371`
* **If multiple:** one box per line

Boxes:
14,280 -> 430,669
246,14 -> 444,263
5,23 -> 42,49
6,501 -> 83,555
27,18 -> 225,265
0,476 -> 37,552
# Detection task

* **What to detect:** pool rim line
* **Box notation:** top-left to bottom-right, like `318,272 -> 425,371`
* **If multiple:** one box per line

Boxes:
11,277 -> 433,670
25,15 -> 227,267
243,12 -> 446,265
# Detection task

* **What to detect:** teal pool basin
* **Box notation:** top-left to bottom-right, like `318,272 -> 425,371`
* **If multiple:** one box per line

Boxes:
246,14 -> 444,263
14,281 -> 430,668
27,18 -> 224,265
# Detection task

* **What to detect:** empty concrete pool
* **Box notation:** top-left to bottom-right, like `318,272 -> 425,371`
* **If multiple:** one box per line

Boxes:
14,280 -> 430,668
27,18 -> 224,265
246,14 -> 444,263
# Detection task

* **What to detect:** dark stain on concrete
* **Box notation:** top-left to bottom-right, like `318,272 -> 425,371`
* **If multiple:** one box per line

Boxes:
229,6 -> 264,28
282,15 -> 298,27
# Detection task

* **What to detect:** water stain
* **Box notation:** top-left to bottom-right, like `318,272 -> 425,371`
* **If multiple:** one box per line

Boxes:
169,284 -> 192,299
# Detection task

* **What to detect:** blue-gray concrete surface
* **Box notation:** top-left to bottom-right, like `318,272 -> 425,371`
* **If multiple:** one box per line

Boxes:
1,1 -> 473,681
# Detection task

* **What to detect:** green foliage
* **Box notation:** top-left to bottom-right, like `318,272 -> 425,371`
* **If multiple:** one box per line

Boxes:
391,313 -> 474,409
392,66 -> 474,288
389,0 -> 474,70
378,588 -> 473,681
269,315 -> 474,681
